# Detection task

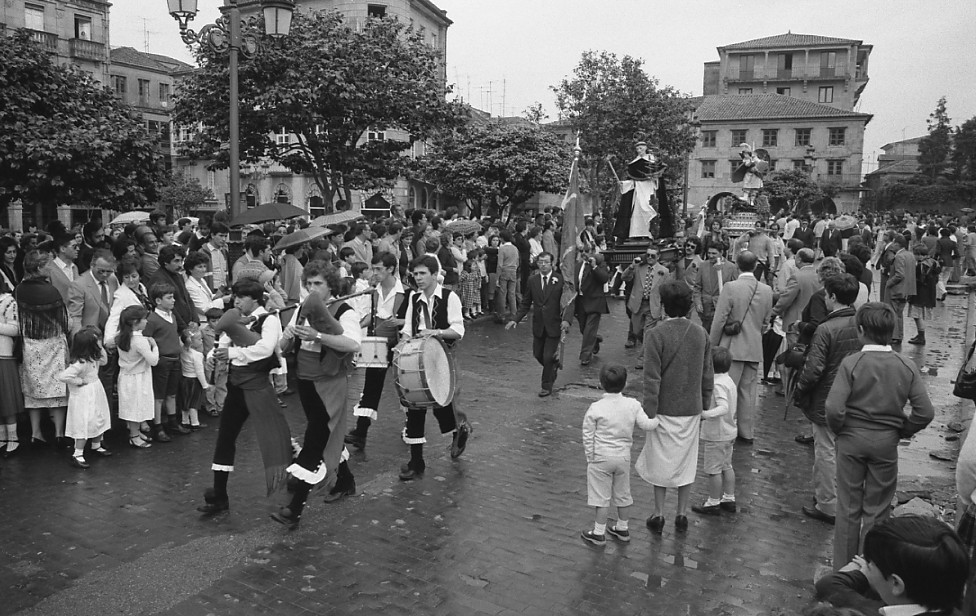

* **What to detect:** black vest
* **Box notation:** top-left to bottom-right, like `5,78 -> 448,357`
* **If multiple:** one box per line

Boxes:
409,288 -> 457,349
296,302 -> 353,378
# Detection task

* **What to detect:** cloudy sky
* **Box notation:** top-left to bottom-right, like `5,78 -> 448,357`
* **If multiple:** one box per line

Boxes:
114,0 -> 975,169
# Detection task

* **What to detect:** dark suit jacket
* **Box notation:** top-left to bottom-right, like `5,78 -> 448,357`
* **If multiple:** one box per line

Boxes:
820,229 -> 842,256
792,227 -> 816,250
574,261 -> 609,315
513,271 -> 572,338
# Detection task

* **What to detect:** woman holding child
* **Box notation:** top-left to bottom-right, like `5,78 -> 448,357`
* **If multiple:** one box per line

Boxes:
635,280 -> 714,534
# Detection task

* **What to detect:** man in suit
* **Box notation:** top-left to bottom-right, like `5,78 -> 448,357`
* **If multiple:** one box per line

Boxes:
43,234 -> 80,303
710,251 -> 774,444
570,247 -> 610,366
885,234 -> 916,344
506,252 -> 573,397
692,244 -> 738,334
621,246 -> 670,347
773,248 -> 820,335
792,218 -> 816,253
820,220 -> 843,258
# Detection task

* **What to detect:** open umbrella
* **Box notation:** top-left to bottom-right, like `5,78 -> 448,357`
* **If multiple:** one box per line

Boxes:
445,219 -> 481,236
110,211 -> 151,225
833,214 -> 857,231
308,210 -> 363,228
961,208 -> 974,214
230,203 -> 309,227
273,226 -> 333,251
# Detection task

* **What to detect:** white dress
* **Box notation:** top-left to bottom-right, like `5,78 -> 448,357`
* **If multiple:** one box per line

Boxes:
118,333 -> 158,422
635,414 -> 701,488
61,359 -> 111,439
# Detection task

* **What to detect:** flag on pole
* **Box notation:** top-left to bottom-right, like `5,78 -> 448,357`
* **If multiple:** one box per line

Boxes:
559,140 -> 584,312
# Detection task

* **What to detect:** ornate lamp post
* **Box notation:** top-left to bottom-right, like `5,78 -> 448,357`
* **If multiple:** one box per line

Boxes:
166,0 -> 294,219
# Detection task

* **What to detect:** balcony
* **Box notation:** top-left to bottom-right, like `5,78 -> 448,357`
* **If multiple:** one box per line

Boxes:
28,29 -> 58,52
69,38 -> 105,62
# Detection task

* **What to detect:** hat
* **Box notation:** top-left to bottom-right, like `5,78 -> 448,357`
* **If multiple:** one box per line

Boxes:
739,143 -> 752,152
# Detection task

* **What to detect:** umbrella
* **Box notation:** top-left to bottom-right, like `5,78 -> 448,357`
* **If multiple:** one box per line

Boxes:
961,208 -> 974,214
273,226 -> 333,251
833,214 -> 857,231
308,210 -> 363,228
445,219 -> 481,236
110,211 -> 151,225
230,202 -> 309,227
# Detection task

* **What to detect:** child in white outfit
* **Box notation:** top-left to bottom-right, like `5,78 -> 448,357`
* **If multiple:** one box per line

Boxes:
581,364 -> 659,546
692,346 -> 738,516
179,328 -> 210,430
58,326 -> 112,469
116,305 -> 158,448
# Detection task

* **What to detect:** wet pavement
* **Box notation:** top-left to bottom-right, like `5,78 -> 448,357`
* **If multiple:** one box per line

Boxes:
1,290 -> 972,616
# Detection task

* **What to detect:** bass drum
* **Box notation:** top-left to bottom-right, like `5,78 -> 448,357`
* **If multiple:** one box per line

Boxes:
393,336 -> 456,408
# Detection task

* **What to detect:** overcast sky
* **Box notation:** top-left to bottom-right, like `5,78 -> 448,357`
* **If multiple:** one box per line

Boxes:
114,0 -> 976,169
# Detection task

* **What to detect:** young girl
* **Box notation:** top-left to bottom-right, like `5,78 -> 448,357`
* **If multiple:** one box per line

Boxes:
117,305 -> 158,448
458,259 -> 481,320
178,328 -> 209,430
58,326 -> 112,468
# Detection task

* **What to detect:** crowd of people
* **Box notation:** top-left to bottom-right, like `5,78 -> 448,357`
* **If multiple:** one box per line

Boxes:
3,203 -> 976,613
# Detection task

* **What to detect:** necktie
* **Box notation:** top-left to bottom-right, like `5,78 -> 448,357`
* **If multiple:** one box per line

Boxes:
421,301 -> 432,331
643,266 -> 654,299
717,265 -> 724,295
100,282 -> 109,307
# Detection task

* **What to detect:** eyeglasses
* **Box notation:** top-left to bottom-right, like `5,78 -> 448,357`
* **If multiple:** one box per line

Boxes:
646,254 -> 659,259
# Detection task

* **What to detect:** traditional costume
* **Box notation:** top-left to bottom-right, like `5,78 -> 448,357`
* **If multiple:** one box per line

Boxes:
612,144 -> 669,241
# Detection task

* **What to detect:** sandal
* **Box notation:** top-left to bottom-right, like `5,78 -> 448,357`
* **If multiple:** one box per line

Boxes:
129,435 -> 152,449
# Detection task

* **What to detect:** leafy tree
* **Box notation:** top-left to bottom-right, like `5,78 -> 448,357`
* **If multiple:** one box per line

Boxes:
157,171 -> 215,219
420,120 -> 571,219
762,168 -> 824,213
551,51 -> 697,215
918,96 -> 952,179
174,10 -> 466,212
0,30 -> 162,221
952,117 -> 976,182
522,103 -> 549,124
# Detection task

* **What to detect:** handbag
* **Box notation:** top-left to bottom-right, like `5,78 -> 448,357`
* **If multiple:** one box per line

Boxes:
780,343 -> 808,369
722,281 -> 758,337
954,340 -> 976,399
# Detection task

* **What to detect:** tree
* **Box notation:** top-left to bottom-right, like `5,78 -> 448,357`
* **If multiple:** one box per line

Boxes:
918,96 -> 952,180
174,10 -> 466,212
952,117 -> 976,182
551,51 -> 697,216
522,103 -> 549,124
762,168 -> 824,213
157,171 -> 215,219
420,120 -> 571,219
0,30 -> 163,221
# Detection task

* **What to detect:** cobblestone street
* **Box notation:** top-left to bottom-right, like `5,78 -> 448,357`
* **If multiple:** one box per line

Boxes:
1,294 -> 970,616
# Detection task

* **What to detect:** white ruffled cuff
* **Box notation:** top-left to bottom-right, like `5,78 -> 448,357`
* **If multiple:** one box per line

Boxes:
340,447 -> 350,462
211,464 -> 234,472
402,431 -> 426,445
353,405 -> 378,420
287,462 -> 327,485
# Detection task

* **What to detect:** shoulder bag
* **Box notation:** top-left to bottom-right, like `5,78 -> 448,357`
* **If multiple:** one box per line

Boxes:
954,339 -> 976,400
722,281 -> 758,337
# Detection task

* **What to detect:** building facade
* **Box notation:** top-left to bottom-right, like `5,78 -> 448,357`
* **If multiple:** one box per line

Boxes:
0,0 -> 111,83
863,136 -> 924,193
703,32 -> 871,112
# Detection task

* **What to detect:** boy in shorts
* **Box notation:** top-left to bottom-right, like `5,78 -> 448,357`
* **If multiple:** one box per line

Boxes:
144,282 -> 189,441
692,346 -> 739,516
581,364 -> 658,546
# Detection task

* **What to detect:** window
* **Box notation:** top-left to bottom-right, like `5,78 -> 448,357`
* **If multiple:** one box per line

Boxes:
731,129 -> 747,145
111,75 -> 127,96
74,15 -> 92,40
827,160 -> 843,176
768,159 -> 777,172
776,87 -> 791,96
828,127 -> 846,146
275,127 -> 290,145
207,170 -> 216,191
138,79 -> 150,104
819,87 -> 834,104
821,51 -> 837,69
762,129 -> 778,147
176,125 -> 192,143
738,54 -> 754,79
792,159 -> 806,170
795,128 -> 812,147
25,4 -> 44,30
730,159 -> 742,174
367,4 -> 386,18
700,130 -> 716,148
780,53 -> 793,71
159,83 -> 171,104
367,127 -> 385,141
700,160 -> 716,179
738,88 -> 753,95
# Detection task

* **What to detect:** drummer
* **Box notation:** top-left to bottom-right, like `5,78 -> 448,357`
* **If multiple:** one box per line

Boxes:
398,255 -> 470,481
346,252 -> 405,450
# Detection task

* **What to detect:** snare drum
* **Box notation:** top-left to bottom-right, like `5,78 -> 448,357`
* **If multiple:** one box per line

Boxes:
354,336 -> 389,368
393,336 -> 456,408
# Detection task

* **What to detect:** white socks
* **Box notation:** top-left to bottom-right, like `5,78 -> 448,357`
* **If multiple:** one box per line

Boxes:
721,494 -> 735,503
593,522 -> 606,536
615,519 -> 629,531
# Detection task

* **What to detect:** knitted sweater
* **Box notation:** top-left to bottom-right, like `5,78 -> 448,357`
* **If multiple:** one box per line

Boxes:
144,310 -> 181,358
643,317 -> 713,417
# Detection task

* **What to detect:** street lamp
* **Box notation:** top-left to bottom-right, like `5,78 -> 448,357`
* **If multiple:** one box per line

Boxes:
166,0 -> 295,220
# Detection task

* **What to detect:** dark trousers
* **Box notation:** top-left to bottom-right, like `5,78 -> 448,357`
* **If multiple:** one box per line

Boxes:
99,349 -> 119,422
404,403 -> 457,445
754,261 -> 768,286
358,366 -> 389,412
533,333 -> 560,390
293,376 -> 350,484
212,383 -> 253,469
576,307 -> 602,361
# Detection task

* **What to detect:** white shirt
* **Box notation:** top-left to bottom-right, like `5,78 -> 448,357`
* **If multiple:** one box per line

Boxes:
784,218 -> 799,240
375,278 -> 405,320
185,274 -> 223,321
154,308 -> 174,324
206,243 -> 228,289
400,284 -> 464,339
285,298 -> 362,354
54,257 -> 76,281
218,306 -> 282,367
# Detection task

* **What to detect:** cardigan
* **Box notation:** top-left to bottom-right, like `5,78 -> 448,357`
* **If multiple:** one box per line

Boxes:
643,318 -> 713,417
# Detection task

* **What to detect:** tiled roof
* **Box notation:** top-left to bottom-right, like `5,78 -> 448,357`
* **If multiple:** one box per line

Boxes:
693,95 -> 872,122
866,160 -> 918,177
110,47 -> 193,73
721,33 -> 861,50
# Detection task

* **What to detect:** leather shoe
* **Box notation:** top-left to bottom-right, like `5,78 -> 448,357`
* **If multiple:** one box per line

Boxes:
450,424 -> 470,459
537,388 -> 552,397
398,463 -> 425,481
323,481 -> 356,503
270,507 -> 300,530
802,505 -> 835,525
675,515 -> 689,532
344,432 -> 366,450
197,488 -> 229,515
736,436 -> 754,445
624,339 -> 636,349
691,503 -> 721,516
580,358 -> 591,366
69,455 -> 90,469
646,515 -> 665,534
720,501 -> 737,513
795,434 -> 815,444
